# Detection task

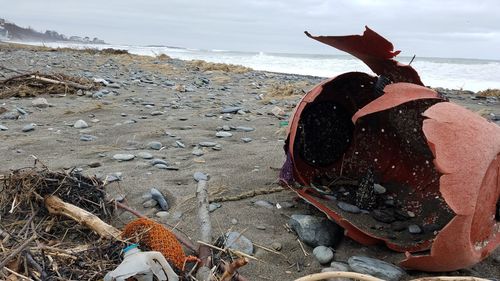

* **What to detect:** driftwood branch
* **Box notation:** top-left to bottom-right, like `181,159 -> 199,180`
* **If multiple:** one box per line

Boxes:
44,195 -> 121,239
30,75 -> 94,90
196,179 -> 213,281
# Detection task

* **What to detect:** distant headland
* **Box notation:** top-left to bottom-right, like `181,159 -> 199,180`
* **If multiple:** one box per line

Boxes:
0,18 -> 105,44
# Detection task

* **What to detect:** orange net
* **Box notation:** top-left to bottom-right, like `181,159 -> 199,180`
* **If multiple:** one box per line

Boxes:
122,218 -> 189,271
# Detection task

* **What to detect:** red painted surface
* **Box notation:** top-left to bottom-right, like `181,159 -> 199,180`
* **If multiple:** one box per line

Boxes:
282,27 -> 500,271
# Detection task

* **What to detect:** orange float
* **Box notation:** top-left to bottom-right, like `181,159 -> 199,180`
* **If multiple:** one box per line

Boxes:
280,27 -> 500,271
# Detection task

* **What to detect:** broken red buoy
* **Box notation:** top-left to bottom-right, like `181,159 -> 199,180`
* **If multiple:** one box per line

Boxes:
280,26 -> 500,271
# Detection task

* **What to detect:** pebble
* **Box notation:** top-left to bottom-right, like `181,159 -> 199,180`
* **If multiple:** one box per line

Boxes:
74,119 -> 89,129
408,224 -> 422,234
241,137 -> 252,143
374,183 -> 386,194
256,225 -> 266,230
194,172 -> 208,182
289,214 -> 343,247
22,123 -> 36,132
321,262 -> 350,281
156,211 -> 170,218
151,111 -> 163,116
337,201 -> 361,214
137,152 -> 154,159
143,199 -> 158,208
313,246 -> 334,264
216,131 -> 232,138
209,203 -> 221,212
223,232 -> 253,255
148,141 -> 162,150
221,106 -> 243,114
271,242 -> 282,251
151,159 -> 168,166
105,172 -> 122,182
192,148 -> 204,156
0,124 -> 8,131
113,154 -> 135,161
222,125 -> 231,131
32,97 -> 51,108
254,200 -> 274,209
199,141 -> 217,147
80,134 -> 97,141
155,164 -> 169,169
348,256 -> 405,281
150,187 -> 169,211
235,126 -> 255,132
175,141 -> 185,148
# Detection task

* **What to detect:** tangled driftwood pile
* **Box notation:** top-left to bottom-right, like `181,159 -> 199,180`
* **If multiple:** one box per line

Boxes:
0,71 -> 100,99
0,166 -> 123,280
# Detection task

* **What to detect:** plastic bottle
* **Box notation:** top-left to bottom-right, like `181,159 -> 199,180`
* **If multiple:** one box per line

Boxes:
104,244 -> 179,281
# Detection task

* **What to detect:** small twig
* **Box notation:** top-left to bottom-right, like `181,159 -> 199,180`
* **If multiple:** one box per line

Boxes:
210,186 -> 284,203
25,251 -> 48,280
409,54 -> 416,65
0,234 -> 37,269
296,239 -> 309,257
252,242 -> 287,258
220,257 -> 249,281
196,240 -> 259,261
2,266 -> 34,281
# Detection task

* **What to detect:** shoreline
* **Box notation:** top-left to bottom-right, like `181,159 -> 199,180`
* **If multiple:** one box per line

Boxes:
1,43 -> 499,280
3,40 -> 500,92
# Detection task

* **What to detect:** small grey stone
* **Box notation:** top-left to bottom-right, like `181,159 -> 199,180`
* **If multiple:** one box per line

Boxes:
0,124 -> 8,131
222,125 -> 231,131
151,159 -> 168,166
254,200 -> 274,209
32,97 -> 51,108
194,172 -> 208,182
156,211 -> 170,218
321,262 -> 351,281
408,224 -> 422,234
16,107 -> 28,115
235,126 -> 255,132
137,152 -> 154,159
223,231 -> 253,255
374,184 -> 386,194
313,246 -> 334,265
231,218 -> 238,225
175,141 -> 185,148
148,141 -> 162,150
337,201 -> 361,214
80,134 -> 97,141
142,192 -> 153,201
22,123 -> 36,132
289,214 -> 343,247
171,211 -> 183,220
221,106 -> 243,114
192,148 -> 204,156
74,119 -> 89,129
150,187 -> 169,211
348,256 -> 405,281
143,199 -> 158,208
212,144 -> 222,151
209,203 -> 221,212
151,111 -> 163,116
216,131 -> 232,138
105,172 -> 122,182
155,164 -> 169,169
113,154 -> 135,161
241,137 -> 252,143
271,242 -> 282,251
199,141 -> 217,147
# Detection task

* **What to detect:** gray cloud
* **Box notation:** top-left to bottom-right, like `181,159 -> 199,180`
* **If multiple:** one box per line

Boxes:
1,0 -> 499,59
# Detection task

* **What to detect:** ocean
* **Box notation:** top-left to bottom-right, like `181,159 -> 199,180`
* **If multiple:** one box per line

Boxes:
15,41 -> 500,92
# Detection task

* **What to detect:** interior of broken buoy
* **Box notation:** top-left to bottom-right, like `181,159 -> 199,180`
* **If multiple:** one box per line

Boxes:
290,72 -> 455,251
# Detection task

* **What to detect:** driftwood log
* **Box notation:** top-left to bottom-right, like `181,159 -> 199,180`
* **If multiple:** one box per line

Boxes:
44,195 -> 121,239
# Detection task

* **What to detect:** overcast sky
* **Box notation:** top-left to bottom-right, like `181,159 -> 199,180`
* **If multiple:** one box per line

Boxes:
1,0 -> 499,60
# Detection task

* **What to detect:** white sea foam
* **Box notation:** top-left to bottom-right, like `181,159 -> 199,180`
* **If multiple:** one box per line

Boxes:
15,41 -> 500,92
